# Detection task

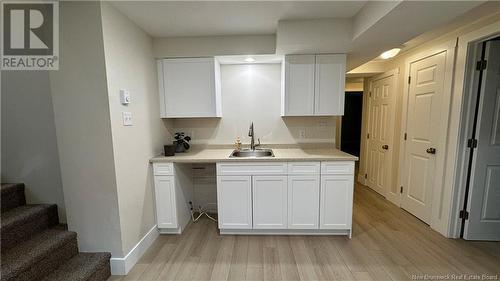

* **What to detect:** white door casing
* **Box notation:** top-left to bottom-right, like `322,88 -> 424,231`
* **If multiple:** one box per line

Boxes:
464,40 -> 500,241
366,70 -> 398,202
401,51 -> 447,224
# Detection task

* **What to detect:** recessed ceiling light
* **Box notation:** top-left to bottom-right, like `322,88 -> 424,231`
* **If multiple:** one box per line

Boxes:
244,57 -> 256,63
379,48 -> 401,60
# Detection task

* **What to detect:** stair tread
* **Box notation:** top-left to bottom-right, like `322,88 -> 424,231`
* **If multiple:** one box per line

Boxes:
1,204 -> 56,229
1,183 -> 26,213
1,183 -> 24,194
41,252 -> 112,281
1,228 -> 77,279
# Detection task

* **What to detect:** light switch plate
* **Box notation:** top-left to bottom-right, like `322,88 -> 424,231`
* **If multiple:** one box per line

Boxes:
122,112 -> 133,126
120,89 -> 131,105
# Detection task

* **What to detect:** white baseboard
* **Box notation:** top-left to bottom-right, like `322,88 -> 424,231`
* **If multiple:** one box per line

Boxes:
110,225 -> 159,275
357,173 -> 366,185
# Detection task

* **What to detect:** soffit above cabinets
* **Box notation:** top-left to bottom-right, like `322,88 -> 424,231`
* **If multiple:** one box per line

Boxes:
112,1 -> 485,71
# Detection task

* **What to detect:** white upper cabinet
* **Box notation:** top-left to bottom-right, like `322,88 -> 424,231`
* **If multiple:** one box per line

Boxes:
157,58 -> 222,118
314,54 -> 346,115
282,55 -> 316,116
282,54 -> 346,116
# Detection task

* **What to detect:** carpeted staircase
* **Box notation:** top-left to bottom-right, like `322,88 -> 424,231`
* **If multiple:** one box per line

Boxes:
1,183 -> 112,281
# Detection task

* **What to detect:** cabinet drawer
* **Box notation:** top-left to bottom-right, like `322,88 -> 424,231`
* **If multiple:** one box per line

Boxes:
217,162 -> 287,176
287,162 -> 320,174
321,161 -> 354,175
153,163 -> 174,176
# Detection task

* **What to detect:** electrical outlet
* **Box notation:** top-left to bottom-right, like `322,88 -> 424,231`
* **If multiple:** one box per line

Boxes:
299,129 -> 306,139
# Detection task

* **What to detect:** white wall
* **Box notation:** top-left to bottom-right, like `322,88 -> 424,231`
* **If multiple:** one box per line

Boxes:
153,35 -> 276,58
101,2 -> 172,255
49,1 -> 123,257
276,18 -> 352,55
174,64 -> 336,146
1,71 -> 66,222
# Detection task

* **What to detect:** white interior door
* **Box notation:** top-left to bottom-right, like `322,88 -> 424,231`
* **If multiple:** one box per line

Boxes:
464,40 -> 500,241
366,71 -> 397,201
401,52 -> 447,224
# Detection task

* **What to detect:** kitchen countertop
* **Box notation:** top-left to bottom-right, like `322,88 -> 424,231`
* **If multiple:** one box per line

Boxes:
150,147 -> 358,163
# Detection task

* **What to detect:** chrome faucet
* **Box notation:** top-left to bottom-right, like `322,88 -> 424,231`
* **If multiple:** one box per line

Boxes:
248,122 -> 260,150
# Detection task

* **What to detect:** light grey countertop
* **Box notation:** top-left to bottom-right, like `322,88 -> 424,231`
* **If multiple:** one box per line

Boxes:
150,145 -> 358,163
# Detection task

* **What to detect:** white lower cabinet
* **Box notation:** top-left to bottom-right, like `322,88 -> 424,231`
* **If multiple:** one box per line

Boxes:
215,161 -> 354,236
217,175 -> 253,229
320,175 -> 353,229
154,175 -> 177,228
288,175 -> 320,229
252,175 -> 288,229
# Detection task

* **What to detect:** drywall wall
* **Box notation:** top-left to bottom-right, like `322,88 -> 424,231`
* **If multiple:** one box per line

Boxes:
173,64 -> 336,146
153,35 -> 276,58
276,18 -> 352,55
1,71 -> 66,222
101,2 -> 172,255
49,1 -> 123,257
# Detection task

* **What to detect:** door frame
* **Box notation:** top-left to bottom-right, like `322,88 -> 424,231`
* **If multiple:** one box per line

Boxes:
364,68 -> 399,201
398,39 -> 457,231
448,22 -> 500,238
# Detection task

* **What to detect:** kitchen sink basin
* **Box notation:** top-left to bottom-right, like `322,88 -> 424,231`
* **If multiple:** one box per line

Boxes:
230,149 -> 274,158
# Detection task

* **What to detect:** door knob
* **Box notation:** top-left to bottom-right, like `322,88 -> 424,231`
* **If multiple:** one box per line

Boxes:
426,148 -> 436,154
382,145 -> 389,150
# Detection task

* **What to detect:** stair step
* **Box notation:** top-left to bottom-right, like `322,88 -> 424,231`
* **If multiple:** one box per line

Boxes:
1,204 -> 59,251
1,228 -> 79,281
41,252 -> 112,281
1,183 -> 26,213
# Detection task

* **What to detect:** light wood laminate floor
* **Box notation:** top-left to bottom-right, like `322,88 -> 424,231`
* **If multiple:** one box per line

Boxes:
108,184 -> 500,281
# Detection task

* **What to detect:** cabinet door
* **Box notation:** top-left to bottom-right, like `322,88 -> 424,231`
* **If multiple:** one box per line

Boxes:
160,58 -> 220,118
253,175 -> 288,229
320,175 -> 353,229
288,175 -> 320,229
217,176 -> 252,229
154,176 -> 178,228
314,54 -> 346,116
283,55 -> 315,116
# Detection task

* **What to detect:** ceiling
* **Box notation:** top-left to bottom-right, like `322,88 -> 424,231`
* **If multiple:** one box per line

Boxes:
111,1 -> 367,37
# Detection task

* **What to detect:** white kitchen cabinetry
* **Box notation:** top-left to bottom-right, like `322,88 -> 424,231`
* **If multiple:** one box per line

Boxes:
152,163 -> 193,234
216,161 -> 353,236
154,175 -> 177,228
157,58 -> 222,118
315,54 -> 346,115
252,175 -> 288,229
217,176 -> 253,229
320,162 -> 354,231
287,175 -> 320,229
282,55 -> 316,116
282,54 -> 346,116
